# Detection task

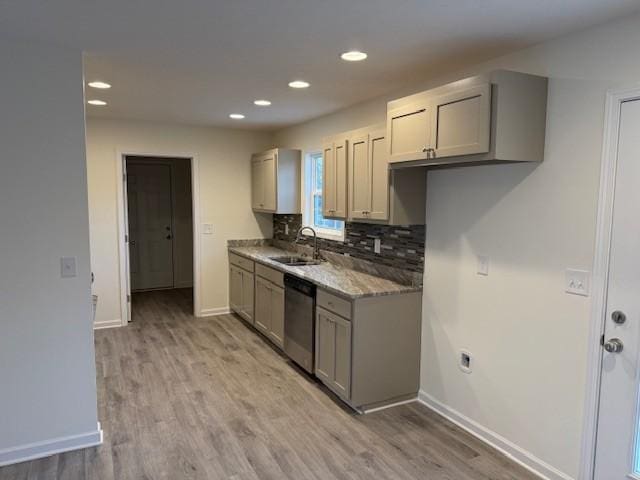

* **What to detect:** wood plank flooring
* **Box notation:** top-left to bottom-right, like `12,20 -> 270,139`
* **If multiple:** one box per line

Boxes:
1,288 -> 539,480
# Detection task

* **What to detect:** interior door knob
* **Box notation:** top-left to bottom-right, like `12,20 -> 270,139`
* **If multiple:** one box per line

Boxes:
604,338 -> 624,353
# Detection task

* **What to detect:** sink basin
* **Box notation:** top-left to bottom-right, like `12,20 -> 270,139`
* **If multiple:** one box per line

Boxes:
269,256 -> 321,266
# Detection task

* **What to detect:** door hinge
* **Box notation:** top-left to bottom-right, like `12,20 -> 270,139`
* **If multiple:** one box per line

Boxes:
123,172 -> 127,182
600,334 -> 605,346
127,294 -> 131,303
125,234 -> 129,243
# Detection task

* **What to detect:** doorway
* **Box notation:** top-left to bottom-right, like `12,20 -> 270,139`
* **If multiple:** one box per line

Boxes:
123,155 -> 195,319
586,93 -> 640,479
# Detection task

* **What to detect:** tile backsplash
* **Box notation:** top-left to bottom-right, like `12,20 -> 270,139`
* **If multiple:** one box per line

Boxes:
273,214 -> 425,273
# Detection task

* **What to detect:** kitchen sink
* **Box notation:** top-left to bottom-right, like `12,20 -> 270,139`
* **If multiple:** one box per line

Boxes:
269,256 -> 321,266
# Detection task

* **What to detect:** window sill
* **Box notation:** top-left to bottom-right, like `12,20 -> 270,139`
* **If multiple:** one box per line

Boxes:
301,228 -> 345,243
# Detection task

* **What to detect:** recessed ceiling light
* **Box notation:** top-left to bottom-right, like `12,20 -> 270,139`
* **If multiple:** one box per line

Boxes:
341,50 -> 367,62
88,81 -> 111,89
288,80 -> 310,89
229,113 -> 245,119
87,99 -> 107,106
254,99 -> 272,106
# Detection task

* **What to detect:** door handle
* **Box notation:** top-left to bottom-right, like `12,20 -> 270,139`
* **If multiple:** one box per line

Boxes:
603,338 -> 624,353
166,234 -> 172,240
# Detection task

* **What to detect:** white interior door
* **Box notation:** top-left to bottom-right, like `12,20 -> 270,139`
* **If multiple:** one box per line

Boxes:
594,98 -> 640,479
126,162 -> 174,291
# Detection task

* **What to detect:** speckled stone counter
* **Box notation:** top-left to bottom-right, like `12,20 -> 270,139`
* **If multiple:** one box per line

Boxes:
228,245 -> 422,299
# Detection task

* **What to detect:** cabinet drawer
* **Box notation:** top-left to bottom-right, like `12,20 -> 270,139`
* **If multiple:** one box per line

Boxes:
256,263 -> 284,287
317,290 -> 351,319
229,252 -> 254,272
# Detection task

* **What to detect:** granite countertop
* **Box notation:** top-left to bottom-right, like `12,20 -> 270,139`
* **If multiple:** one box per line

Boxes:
228,245 -> 422,299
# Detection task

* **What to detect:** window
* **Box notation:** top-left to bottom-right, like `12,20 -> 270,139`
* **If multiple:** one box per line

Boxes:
304,151 -> 344,240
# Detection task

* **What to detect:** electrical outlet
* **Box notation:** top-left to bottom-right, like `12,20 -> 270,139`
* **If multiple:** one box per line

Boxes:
459,349 -> 472,374
374,238 -> 381,254
477,255 -> 489,276
202,223 -> 214,235
566,269 -> 590,296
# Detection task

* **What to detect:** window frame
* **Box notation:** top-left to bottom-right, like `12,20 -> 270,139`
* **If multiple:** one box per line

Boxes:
302,151 -> 345,242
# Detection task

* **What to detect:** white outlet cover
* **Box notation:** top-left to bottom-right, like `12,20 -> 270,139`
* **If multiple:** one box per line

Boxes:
566,269 -> 590,296
477,255 -> 489,276
374,238 -> 381,254
60,256 -> 77,278
202,223 -> 214,235
459,349 -> 472,374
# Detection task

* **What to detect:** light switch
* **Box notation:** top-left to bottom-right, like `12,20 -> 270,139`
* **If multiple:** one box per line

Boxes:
374,238 -> 381,254
202,223 -> 214,235
60,257 -> 77,278
566,269 -> 590,296
477,255 -> 489,276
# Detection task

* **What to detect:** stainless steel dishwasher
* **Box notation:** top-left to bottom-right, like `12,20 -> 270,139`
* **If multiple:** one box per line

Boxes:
284,274 -> 316,374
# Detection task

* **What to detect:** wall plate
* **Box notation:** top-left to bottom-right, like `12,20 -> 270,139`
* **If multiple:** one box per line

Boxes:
565,269 -> 590,296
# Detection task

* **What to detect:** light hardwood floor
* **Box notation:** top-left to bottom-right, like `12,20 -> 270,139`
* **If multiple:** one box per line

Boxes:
1,289 -> 539,480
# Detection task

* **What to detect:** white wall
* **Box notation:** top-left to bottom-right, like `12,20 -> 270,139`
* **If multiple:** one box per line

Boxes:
274,13 -> 640,479
86,118 -> 272,324
0,39 -> 100,463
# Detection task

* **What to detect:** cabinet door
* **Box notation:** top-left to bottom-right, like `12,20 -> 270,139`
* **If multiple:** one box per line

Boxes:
333,138 -> 348,219
315,307 -> 335,385
269,285 -> 285,348
348,134 -> 370,219
251,158 -> 264,210
431,83 -> 491,158
368,129 -> 389,220
333,314 -> 351,399
262,152 -> 277,212
322,142 -> 336,217
254,276 -> 271,334
387,100 -> 431,163
229,265 -> 242,314
241,271 -> 254,324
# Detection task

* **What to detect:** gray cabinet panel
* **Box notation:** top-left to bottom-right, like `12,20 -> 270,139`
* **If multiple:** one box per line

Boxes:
229,265 -> 242,313
315,308 -> 335,385
333,314 -> 351,399
241,270 -> 254,324
254,276 -> 271,334
269,285 -> 284,348
387,100 -> 431,164
368,129 -> 389,221
431,83 -> 491,158
349,134 -> 370,219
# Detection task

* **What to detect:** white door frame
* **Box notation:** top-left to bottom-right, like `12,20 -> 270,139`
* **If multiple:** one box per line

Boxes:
580,86 -> 640,480
115,149 -> 202,325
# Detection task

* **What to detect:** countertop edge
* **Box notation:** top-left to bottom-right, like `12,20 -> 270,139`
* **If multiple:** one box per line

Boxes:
228,246 -> 422,300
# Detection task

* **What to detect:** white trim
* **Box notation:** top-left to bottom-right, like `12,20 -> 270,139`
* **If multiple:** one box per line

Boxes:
579,86 -> 640,480
418,391 -> 571,480
93,319 -> 123,330
199,306 -> 231,317
361,397 -> 417,414
0,423 -> 103,467
115,150 -> 202,324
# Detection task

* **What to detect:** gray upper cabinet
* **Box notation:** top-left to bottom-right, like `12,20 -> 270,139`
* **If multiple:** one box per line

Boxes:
386,98 -> 432,163
346,124 -> 426,226
387,70 -> 548,168
322,137 -> 348,219
251,148 -> 301,214
431,83 -> 491,158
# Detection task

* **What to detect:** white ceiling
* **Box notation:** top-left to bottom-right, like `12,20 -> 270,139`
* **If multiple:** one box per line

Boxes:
1,0 -> 639,130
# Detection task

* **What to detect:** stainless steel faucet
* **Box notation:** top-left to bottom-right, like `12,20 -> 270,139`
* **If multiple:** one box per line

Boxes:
295,226 -> 319,260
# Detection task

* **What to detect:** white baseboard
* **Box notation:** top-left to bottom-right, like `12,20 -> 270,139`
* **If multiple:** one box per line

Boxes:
198,306 -> 230,317
0,423 -> 103,467
93,319 -> 123,330
417,391 -> 573,480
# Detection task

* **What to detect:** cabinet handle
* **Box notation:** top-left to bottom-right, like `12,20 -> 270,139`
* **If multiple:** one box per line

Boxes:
422,147 -> 428,153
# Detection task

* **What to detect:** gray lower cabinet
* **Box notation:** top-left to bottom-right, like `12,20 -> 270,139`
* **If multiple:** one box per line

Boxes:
315,306 -> 351,400
229,254 -> 254,325
254,264 -> 285,349
315,288 -> 422,411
